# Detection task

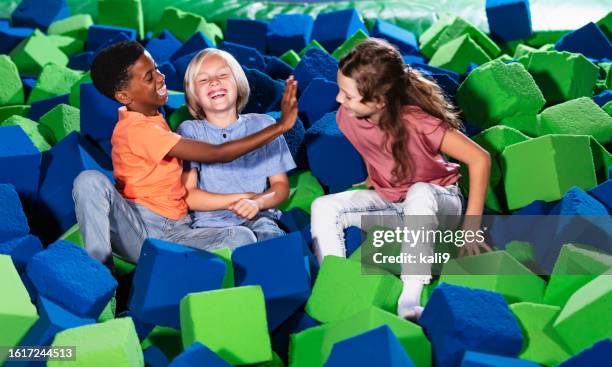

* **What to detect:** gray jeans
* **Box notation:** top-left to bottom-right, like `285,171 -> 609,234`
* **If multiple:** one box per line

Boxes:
72,170 -> 256,266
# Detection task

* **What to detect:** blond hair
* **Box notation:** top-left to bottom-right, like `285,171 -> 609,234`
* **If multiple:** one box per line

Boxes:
183,48 -> 250,119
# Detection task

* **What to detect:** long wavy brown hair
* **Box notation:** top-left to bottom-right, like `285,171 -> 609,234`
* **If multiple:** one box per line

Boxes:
338,38 -> 461,183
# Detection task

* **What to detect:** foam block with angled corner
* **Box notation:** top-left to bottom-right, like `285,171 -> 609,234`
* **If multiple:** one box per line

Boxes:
271,310 -> 320,362
603,100 -> 612,116
220,41 -> 266,71
226,18 -> 268,54
170,32 -> 214,63
278,170 -> 325,214
420,283 -> 523,367
0,55 -> 24,106
92,31 -> 134,55
68,51 -> 94,71
294,48 -> 338,92
266,14 -> 314,57
260,110 -> 306,168
305,256 -> 402,323
242,67 -> 283,113
280,50 -> 300,68
0,105 -> 30,122
555,22 -> 612,60
155,7 -> 222,44
79,82 -> 122,155
557,338 -> 612,367
0,125 -> 41,201
538,97 -> 612,143
98,0 -> 145,39
594,90 -> 612,107
232,232 -> 311,331
312,9 -> 367,52
47,14 -> 93,41
47,34 -> 84,57
48,317 -> 143,367
11,0 -> 69,31
211,247 -> 234,288
299,40 -> 327,57
158,62 -> 180,91
145,30 -> 182,64
371,18 -> 419,55
0,184 -> 29,242
297,78 -> 339,127
429,34 -> 491,74
0,26 -> 34,54
589,174 -> 612,212
128,238 -> 226,329
289,323 -> 329,367
0,234 -> 42,273
485,0 -> 532,42
331,29 -> 369,61
68,72 -> 91,108
263,55 -> 293,81
168,342 -> 231,367
39,103 -> 80,144
26,240 -> 117,318
0,115 -> 51,152
9,31 -> 69,76
460,351 -> 540,367
143,345 -> 169,367
85,24 -> 137,52
180,286 -> 273,365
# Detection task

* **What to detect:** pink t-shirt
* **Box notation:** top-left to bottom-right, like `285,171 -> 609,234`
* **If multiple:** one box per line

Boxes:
337,105 -> 460,202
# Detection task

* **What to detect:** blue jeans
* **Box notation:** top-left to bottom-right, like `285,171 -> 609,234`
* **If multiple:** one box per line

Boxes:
72,171 -> 255,266
192,211 -> 285,242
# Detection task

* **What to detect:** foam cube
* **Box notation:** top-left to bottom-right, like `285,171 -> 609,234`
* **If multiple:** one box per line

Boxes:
305,112 -> 367,193
553,271 -> 612,353
419,283 -> 523,367
263,55 -> 293,81
280,49 -> 300,68
509,302 -> 572,365
460,351 -> 540,367
26,240 -> 117,318
429,34 -> 492,74
226,18 -> 268,53
0,125 -> 41,201
143,346 -> 169,367
9,32 -> 69,76
68,51 -> 94,71
220,41 -> 266,70
312,9 -> 367,52
294,47 -> 338,92
486,0 -> 533,41
47,34 -> 84,57
538,97 -> 612,143
98,0 -> 145,39
589,175 -> 612,211
556,22 -> 612,60
371,19 -> 419,55
558,338 -> 612,367
298,77 -> 339,127
170,32 -> 214,63
331,29 -> 369,60
278,170 -> 325,214
86,24 -> 137,52
129,238 -> 226,329
266,14 -> 314,57
299,40 -> 328,57
11,0 -> 69,31
457,59 -> 545,129
0,234 -> 42,272
26,63 -> 82,104
158,62 -> 180,91
603,100 -> 612,116
1,115 -> 52,152
48,317 -> 143,367
232,232 -> 311,331
172,51 -> 197,85
0,184 -> 29,242
168,342 -> 231,367
262,111 -> 306,168
39,103 -> 80,144
145,30 -> 182,64
271,310 -> 320,362
68,72 -> 91,107
180,286 -> 273,365
289,323 -> 330,367
0,26 -> 34,54
594,90 -> 612,107
141,326 -> 183,362
92,31 -> 135,55
0,55 -> 24,106
324,325 -> 415,367
242,67 -> 283,113
47,14 -> 93,41
28,93 -> 70,121
155,6 -> 222,44
79,82 -> 122,155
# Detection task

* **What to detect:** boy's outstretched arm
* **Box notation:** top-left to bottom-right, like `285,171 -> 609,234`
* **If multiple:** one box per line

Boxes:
228,174 -> 290,220
182,169 -> 255,211
169,77 -> 298,163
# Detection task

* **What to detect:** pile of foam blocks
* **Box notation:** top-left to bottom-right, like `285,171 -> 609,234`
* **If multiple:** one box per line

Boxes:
1,0 -> 611,365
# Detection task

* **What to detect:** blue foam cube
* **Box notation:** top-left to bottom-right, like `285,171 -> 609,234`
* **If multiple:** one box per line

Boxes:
128,238 -> 226,329
226,18 -> 269,53
556,22 -> 612,60
558,338 -> 612,367
0,184 -> 29,242
158,62 -> 181,91
68,51 -> 94,71
588,178 -> 612,213
513,199 -> 555,215
298,77 -> 339,127
294,48 -> 338,92
419,283 -> 523,367
312,9 -> 368,52
242,67 -> 283,114
168,342 -> 231,367
0,125 -> 41,201
220,41 -> 266,71
11,0 -> 69,31
324,325 -> 416,367
172,51 -> 196,86
411,62 -> 461,83
0,234 -> 43,272
86,24 -> 137,52
593,90 -> 612,107
550,186 -> 609,215
0,26 -> 34,54
144,345 -> 169,367
345,226 -> 364,258
461,351 -> 540,367
28,94 -> 69,121
117,311 -> 156,341
403,54 -> 426,64
232,232 -> 312,331
371,19 -> 419,55
485,0 -> 533,41
170,32 -> 214,63
265,111 -> 307,169
146,30 -> 182,64
21,76 -> 37,98
271,310 -> 320,362
80,82 -> 122,155
94,31 -> 134,55
266,14 -> 314,56
263,56 -> 293,81
305,112 -> 367,193
25,240 -> 118,318
279,208 -> 310,233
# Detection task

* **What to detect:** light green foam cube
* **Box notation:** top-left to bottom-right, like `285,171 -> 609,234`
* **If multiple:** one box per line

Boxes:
27,63 -> 83,105
98,0 -> 145,39
0,55 -> 24,106
428,34 -> 491,74
10,31 -> 68,76
155,7 -> 222,44
332,29 -> 369,60
39,104 -> 80,144
278,170 -> 324,215
1,115 -> 52,152
47,14 -> 93,41
280,50 -> 301,68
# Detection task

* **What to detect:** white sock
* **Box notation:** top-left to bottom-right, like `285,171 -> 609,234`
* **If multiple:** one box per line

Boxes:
397,277 -> 425,321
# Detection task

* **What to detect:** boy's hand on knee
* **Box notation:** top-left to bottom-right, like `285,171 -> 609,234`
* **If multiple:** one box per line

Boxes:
228,198 -> 261,220
278,75 -> 298,133
458,238 -> 492,257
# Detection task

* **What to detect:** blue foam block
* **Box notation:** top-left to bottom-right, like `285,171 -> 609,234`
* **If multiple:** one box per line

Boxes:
21,76 -> 37,98
460,351 -> 540,367
312,9 -> 368,52
305,112 -> 367,193
68,51 -> 94,71
403,54 -> 426,64
243,67 -> 283,114
266,14 -> 314,56
168,342 -> 231,367
0,26 -> 34,54
485,0 -> 533,42
226,18 -> 269,53
279,208 -> 310,233
555,22 -> 612,60
26,240 -> 118,318
411,62 -> 461,83
588,178 -> 612,213
0,19 -> 8,28
263,56 -> 293,81
324,325 -> 416,367
513,199 -> 555,215
128,238 -> 226,329
86,24 -> 137,52
265,111 -> 307,169
0,125 -> 41,201
94,31 -> 134,55
419,283 -> 523,367
0,234 -> 43,273
431,73 -> 460,100
232,231 -> 312,331
117,311 -> 156,341
294,48 -> 338,92
297,77 -> 339,127
172,51 -> 196,86
165,93 -> 185,112
144,346 -> 169,367
558,338 -> 612,367
158,62 -> 181,91
80,82 -> 122,155
550,186 -> 609,215
345,226 -> 364,258
220,41 -> 266,71
271,309 -> 320,362
146,30 -> 182,64
593,90 -> 612,107
0,184 -> 29,242
170,32 -> 214,63
28,94 -> 69,121
11,0 -> 69,31
371,19 -> 419,55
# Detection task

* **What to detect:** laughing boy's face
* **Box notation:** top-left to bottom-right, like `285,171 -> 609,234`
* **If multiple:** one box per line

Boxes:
116,50 -> 168,116
194,53 -> 239,118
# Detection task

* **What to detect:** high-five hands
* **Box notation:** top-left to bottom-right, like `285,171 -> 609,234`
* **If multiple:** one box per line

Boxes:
278,75 -> 298,133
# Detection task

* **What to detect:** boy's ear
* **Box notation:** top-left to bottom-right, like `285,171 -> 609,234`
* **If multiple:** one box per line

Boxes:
114,89 -> 133,105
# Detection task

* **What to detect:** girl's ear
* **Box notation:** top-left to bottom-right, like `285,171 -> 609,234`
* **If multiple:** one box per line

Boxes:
114,90 -> 133,105
374,96 -> 386,110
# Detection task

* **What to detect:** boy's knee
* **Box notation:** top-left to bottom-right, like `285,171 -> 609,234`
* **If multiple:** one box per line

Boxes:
226,226 -> 257,247
73,170 -> 111,197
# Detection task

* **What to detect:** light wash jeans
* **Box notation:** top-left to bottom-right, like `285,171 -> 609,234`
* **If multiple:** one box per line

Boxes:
311,182 -> 463,283
192,211 -> 286,242
72,170 -> 256,266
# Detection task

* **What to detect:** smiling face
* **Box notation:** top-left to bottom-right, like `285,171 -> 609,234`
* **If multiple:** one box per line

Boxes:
336,70 -> 384,123
115,51 -> 167,116
193,53 -> 239,119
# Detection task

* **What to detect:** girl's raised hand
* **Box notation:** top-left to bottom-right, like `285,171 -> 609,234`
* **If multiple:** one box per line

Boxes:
278,75 -> 298,132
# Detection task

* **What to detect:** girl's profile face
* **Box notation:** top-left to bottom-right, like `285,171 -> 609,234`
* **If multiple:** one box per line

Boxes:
336,70 -> 382,122
194,54 -> 238,116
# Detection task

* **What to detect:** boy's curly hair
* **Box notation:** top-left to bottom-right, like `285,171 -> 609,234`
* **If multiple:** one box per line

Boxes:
90,41 -> 145,101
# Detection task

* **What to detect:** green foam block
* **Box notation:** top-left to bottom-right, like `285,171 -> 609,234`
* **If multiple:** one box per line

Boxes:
513,44 -> 540,59
510,302 -> 572,366
9,30 -> 69,76
300,39 -> 327,57
69,72 -> 92,108
0,255 -> 39,363
168,105 -> 193,132
180,286 -> 272,365
278,170 -> 324,215
289,324 -> 329,367
1,115 -> 52,152
553,271 -> 612,354
457,59 -> 545,129
47,14 -> 93,41
499,114 -> 540,137
98,0 -> 145,39
505,241 -> 541,274
428,34 -> 491,74
439,250 -> 546,304
332,29 -> 369,60
0,105 -> 30,122
538,97 -> 612,144
141,326 -> 182,361
47,34 -> 85,57
305,256 -> 402,323
98,295 -> 116,322
39,104 -> 80,144
603,100 -> 612,116
0,55 -> 24,106
212,247 -> 234,288
600,62 -> 612,89
589,137 -> 612,182
27,63 -> 83,104
501,135 -> 597,210
155,6 -> 222,44
597,11 -> 612,40
280,50 -> 301,68
49,317 -> 143,367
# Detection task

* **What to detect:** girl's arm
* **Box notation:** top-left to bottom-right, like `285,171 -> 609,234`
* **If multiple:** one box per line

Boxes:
181,169 -> 255,211
228,173 -> 290,219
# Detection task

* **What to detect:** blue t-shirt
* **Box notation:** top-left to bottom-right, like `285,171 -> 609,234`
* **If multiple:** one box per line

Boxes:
177,113 -> 296,227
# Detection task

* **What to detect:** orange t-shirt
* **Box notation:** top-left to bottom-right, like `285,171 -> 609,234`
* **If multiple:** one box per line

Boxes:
111,107 -> 187,220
